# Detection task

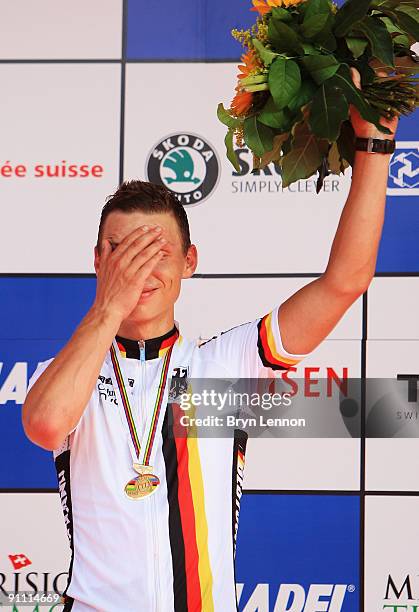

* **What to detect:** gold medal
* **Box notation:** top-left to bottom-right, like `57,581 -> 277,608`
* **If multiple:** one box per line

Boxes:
125,471 -> 160,499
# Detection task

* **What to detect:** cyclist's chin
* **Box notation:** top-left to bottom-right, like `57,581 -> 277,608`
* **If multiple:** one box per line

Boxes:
130,291 -> 172,320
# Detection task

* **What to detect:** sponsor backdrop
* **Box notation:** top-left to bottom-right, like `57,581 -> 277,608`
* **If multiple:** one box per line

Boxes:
0,1 -> 418,611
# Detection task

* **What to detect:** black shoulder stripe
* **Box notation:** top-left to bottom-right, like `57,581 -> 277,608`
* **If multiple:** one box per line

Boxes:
257,318 -> 288,371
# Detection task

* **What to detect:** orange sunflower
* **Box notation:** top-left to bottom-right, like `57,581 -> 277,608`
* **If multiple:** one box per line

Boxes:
230,50 -> 261,117
252,0 -> 304,14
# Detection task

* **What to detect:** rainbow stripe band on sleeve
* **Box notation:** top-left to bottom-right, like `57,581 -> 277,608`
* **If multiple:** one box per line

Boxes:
257,311 -> 302,371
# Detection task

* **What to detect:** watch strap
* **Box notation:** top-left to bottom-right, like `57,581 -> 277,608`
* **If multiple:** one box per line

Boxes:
355,137 -> 396,154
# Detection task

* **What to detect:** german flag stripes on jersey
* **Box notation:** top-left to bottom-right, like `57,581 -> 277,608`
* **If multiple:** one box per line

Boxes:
257,308 -> 307,371
25,304 -> 310,612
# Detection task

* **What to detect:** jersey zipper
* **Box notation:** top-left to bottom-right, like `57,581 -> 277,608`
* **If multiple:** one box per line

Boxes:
139,339 -> 161,612
139,339 -> 146,364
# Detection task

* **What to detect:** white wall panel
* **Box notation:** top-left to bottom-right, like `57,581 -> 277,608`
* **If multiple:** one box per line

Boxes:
176,277 -> 363,342
366,440 -> 419,491
365,497 -> 419,611
366,340 -> 419,377
368,277 -> 419,340
0,64 -> 120,273
0,1 -> 123,59
244,438 -> 360,491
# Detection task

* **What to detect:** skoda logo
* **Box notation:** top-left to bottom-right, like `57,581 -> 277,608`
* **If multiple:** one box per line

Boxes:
146,133 -> 220,206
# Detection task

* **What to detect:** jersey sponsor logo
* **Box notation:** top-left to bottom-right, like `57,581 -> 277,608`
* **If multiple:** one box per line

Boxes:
236,583 -> 354,611
97,370 -> 189,403
97,376 -> 117,404
146,133 -> 220,206
98,374 -> 134,388
97,373 -> 134,404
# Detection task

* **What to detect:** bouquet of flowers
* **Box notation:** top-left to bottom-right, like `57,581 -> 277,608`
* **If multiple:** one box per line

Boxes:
218,0 -> 419,192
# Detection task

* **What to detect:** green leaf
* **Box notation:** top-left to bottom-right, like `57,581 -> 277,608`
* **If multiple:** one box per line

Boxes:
309,83 -> 350,141
301,0 -> 332,38
252,38 -> 279,67
329,64 -> 392,135
379,15 -> 405,35
308,11 -> 337,47
268,18 -> 304,54
301,42 -> 319,54
271,7 -> 293,21
393,33 -> 411,45
258,98 -> 294,130
356,16 -> 395,67
334,0 -> 374,37
288,78 -> 317,112
378,0 -> 419,9
301,55 -> 340,85
395,6 -> 419,40
317,29 -> 338,51
217,103 -> 241,129
373,6 -> 402,24
243,117 -> 275,158
269,57 -> 302,110
303,0 -> 331,21
301,13 -> 331,38
280,120 -> 324,188
361,63 -> 378,85
224,129 -> 240,172
346,36 -> 369,58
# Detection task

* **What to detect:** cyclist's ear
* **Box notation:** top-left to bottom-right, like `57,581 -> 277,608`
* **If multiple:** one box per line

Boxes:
182,244 -> 198,279
94,240 -> 110,275
94,244 -> 99,275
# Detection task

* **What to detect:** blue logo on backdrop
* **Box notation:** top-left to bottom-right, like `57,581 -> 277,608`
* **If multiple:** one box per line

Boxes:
0,277 -> 96,489
235,494 -> 360,612
0,340 -> 60,488
376,111 -> 419,271
388,145 -> 419,193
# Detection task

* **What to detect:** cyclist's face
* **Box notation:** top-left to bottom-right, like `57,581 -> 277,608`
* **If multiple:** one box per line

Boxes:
94,210 -> 197,324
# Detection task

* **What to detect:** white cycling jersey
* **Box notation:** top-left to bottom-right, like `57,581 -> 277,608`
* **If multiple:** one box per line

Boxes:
27,304 -> 309,612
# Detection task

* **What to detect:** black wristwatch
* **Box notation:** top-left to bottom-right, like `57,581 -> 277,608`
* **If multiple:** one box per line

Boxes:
355,136 -> 396,154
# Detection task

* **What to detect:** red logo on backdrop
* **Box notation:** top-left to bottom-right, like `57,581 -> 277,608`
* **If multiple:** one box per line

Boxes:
8,554 -> 32,570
